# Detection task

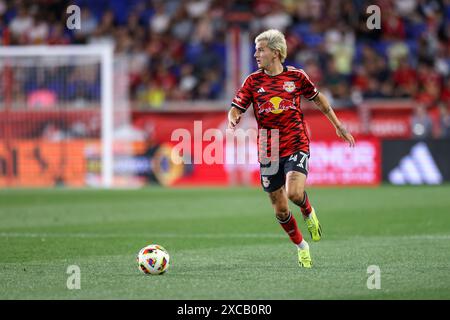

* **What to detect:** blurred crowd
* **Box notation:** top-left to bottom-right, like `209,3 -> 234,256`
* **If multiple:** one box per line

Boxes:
0,0 -> 449,112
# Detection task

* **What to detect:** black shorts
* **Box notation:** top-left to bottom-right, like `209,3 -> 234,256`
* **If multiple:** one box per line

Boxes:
260,150 -> 310,193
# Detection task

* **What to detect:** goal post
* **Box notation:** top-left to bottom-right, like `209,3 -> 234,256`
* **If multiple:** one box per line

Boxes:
0,44 -> 115,188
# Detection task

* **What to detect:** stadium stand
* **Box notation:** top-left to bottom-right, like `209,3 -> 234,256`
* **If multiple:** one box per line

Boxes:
0,0 -> 448,108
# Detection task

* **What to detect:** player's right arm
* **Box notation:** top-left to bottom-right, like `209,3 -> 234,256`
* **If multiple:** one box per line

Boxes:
228,107 -> 244,129
228,75 -> 254,130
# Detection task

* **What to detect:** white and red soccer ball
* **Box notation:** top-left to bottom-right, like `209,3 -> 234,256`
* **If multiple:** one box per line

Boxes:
137,244 -> 170,275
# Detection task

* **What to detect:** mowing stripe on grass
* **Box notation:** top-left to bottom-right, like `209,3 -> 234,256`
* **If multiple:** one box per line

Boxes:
1,232 -> 450,240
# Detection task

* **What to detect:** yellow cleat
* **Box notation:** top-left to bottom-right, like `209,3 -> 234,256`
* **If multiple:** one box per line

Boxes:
305,207 -> 322,241
298,247 -> 312,268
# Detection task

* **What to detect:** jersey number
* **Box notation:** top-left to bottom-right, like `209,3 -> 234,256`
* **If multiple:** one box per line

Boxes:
289,152 -> 308,170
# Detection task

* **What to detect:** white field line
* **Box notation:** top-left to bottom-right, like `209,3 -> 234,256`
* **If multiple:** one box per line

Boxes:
1,232 -> 450,241
0,232 -> 285,239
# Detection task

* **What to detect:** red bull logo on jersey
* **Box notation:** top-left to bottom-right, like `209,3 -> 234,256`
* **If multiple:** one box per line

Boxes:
283,81 -> 296,93
258,97 -> 296,115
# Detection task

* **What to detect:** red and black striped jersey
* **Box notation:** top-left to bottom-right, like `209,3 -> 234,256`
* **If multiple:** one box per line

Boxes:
231,65 -> 319,161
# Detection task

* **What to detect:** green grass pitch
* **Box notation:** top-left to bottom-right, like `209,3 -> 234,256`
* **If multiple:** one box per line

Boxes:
1,185 -> 450,299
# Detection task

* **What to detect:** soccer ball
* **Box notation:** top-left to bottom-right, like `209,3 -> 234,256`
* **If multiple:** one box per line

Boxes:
137,244 -> 170,275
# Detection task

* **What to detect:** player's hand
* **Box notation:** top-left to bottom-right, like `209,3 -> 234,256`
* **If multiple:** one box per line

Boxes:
336,125 -> 355,147
228,108 -> 242,130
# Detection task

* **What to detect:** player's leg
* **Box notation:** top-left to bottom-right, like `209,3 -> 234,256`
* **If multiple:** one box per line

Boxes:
286,171 -> 322,241
284,151 -> 322,242
285,171 -> 310,216
261,158 -> 312,268
268,186 -> 301,245
267,186 -> 312,268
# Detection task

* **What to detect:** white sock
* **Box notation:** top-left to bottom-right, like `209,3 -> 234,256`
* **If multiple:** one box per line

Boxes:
297,239 -> 309,250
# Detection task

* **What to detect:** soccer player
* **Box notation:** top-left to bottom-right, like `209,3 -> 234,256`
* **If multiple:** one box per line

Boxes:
228,29 -> 355,268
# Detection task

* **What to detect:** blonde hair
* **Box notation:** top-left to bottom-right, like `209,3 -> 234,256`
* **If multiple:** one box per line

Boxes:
255,29 -> 287,63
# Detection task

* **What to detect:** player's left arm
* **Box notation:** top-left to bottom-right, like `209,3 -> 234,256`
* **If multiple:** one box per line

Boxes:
312,92 -> 355,147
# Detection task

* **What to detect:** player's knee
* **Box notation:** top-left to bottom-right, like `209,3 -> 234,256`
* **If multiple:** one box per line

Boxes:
287,189 -> 304,205
275,209 -> 289,221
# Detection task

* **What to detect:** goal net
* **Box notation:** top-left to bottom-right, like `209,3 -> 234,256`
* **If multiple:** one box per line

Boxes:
0,45 -> 131,188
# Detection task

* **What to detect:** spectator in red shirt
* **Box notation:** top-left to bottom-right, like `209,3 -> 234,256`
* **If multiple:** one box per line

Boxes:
393,58 -> 417,97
